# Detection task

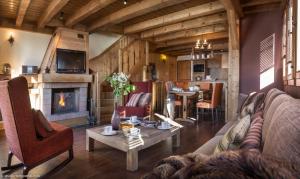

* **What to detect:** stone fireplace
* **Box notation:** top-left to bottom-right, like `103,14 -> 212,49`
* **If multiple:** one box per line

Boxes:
38,80 -> 90,121
36,28 -> 92,123
51,88 -> 78,115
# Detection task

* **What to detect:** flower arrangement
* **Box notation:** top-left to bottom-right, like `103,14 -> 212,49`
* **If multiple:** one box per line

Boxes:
106,72 -> 136,98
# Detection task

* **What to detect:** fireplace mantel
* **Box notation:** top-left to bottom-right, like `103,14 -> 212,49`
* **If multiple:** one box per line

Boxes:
38,73 -> 92,83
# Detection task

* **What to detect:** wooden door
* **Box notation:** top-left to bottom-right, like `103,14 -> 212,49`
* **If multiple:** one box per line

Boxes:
177,61 -> 191,81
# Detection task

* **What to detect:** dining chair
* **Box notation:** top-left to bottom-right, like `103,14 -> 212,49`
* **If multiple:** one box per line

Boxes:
165,81 -> 182,118
196,83 -> 223,121
198,82 -> 212,100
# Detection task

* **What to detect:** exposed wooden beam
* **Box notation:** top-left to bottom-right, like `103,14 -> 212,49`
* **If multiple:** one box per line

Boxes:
219,0 -> 243,17
88,0 -> 191,32
141,13 -> 227,39
154,24 -> 227,42
16,0 -> 31,27
1,17 -> 53,34
124,1 -> 224,34
165,48 -> 228,56
66,0 -> 117,27
38,0 -> 70,28
156,31 -> 228,48
158,43 -> 228,53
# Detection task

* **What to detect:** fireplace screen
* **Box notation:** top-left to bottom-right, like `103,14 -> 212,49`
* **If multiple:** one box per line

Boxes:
52,88 -> 77,114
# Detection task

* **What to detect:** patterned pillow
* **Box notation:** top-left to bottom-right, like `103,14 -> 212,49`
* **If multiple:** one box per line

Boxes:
138,93 -> 151,107
214,115 -> 251,154
126,93 -> 144,107
240,116 -> 264,150
239,92 -> 265,119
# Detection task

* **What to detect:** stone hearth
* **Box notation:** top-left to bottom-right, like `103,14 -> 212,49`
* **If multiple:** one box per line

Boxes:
38,74 -> 92,121
39,83 -> 88,121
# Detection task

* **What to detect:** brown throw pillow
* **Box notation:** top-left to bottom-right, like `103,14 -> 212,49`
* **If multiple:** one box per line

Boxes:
32,109 -> 54,138
240,115 -> 264,150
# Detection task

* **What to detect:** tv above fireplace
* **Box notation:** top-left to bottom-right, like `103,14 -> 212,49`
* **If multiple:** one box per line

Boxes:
56,48 -> 86,74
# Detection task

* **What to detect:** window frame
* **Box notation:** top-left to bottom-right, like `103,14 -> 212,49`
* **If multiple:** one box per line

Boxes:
282,0 -> 299,86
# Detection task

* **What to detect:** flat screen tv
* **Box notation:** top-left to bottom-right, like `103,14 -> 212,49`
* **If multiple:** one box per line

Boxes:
56,48 -> 86,74
193,64 -> 205,73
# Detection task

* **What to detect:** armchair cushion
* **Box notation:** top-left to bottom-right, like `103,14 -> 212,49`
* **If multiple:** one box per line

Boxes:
118,106 -> 147,117
138,93 -> 151,107
126,93 -> 144,107
27,122 -> 73,166
32,109 -> 54,138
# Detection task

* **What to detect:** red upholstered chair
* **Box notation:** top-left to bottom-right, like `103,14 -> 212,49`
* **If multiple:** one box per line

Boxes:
118,81 -> 152,118
0,77 -> 73,177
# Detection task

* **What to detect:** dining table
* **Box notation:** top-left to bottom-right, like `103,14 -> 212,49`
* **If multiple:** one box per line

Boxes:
169,90 -> 199,123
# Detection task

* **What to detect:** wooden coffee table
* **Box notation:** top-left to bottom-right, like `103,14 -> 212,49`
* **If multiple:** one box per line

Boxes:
86,125 -> 181,171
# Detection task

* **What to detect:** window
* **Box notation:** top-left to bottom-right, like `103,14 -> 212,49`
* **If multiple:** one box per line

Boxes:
297,0 -> 300,71
282,0 -> 298,86
260,34 -> 275,89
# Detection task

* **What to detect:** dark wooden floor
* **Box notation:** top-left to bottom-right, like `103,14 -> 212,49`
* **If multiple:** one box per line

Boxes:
0,120 -> 224,179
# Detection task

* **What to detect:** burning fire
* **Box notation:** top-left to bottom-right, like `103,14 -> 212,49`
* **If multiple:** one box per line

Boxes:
59,92 -> 65,107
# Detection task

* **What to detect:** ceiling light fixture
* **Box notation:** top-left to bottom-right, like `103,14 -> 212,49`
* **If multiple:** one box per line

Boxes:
123,0 -> 127,5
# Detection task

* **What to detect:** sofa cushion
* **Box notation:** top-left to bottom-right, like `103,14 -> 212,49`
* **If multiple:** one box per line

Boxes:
214,115 -> 251,154
263,88 -> 285,114
193,135 -> 223,155
262,99 -> 300,165
240,116 -> 264,150
215,120 -> 238,136
262,94 -> 294,144
126,93 -> 144,107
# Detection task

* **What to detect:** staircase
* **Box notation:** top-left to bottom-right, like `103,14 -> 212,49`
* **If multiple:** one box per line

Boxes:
99,85 -> 115,124
89,36 -> 147,124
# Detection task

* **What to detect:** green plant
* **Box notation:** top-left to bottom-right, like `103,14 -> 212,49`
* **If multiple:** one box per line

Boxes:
106,72 -> 136,98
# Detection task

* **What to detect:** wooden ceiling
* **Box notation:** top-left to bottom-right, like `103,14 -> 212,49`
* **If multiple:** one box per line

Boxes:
0,0 -> 282,56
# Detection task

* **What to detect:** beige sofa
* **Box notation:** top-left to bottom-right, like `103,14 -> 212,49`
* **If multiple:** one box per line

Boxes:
194,88 -> 300,164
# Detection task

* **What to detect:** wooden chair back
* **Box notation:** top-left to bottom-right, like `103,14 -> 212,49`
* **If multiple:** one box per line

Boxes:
199,83 -> 211,91
211,83 -> 223,108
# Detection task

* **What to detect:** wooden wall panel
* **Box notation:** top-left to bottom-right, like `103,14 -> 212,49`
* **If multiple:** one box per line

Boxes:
177,60 -> 191,81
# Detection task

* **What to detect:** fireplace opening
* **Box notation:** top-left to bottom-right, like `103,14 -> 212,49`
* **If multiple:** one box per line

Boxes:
51,88 -> 78,114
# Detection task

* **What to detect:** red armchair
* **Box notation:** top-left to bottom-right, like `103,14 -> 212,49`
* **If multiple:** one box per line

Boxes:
118,81 -> 152,118
0,77 -> 73,178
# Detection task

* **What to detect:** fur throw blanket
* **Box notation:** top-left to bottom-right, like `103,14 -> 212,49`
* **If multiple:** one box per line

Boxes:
142,149 -> 299,179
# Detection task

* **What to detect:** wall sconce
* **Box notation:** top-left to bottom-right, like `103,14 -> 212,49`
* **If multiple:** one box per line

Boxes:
8,33 -> 14,46
160,54 -> 167,62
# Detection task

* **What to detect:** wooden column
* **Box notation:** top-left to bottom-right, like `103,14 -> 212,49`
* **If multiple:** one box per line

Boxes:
118,49 -> 123,72
227,10 -> 240,121
143,41 -> 150,81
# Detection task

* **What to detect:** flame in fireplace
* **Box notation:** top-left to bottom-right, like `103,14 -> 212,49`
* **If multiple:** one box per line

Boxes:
59,92 -> 65,107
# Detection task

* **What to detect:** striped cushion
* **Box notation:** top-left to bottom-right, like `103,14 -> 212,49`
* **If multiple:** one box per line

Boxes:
138,93 -> 151,107
126,93 -> 143,107
240,116 -> 264,150
214,115 -> 251,154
